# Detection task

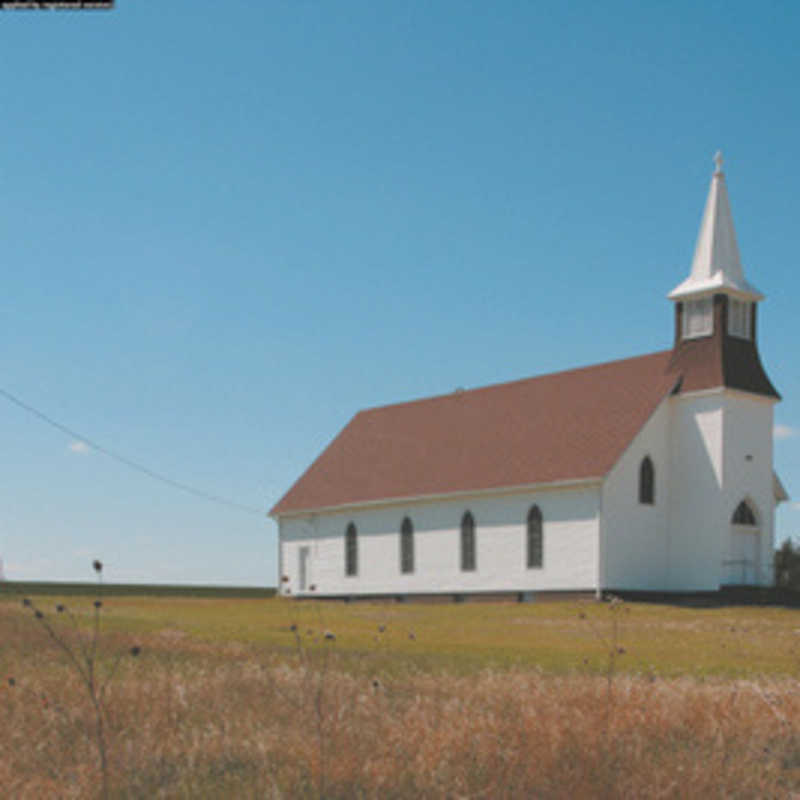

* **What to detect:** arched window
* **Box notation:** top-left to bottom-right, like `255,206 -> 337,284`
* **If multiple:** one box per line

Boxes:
732,500 -> 757,526
345,522 -> 358,576
527,505 -> 543,568
400,516 -> 414,574
460,511 -> 476,571
639,457 -> 655,505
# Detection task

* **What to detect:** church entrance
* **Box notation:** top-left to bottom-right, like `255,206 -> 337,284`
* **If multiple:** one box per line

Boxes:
723,500 -> 760,585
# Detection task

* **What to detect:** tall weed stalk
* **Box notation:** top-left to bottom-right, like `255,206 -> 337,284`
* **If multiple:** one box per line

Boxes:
21,560 -> 141,799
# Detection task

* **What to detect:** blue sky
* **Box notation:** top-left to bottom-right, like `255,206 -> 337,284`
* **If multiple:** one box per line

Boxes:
0,1 -> 798,585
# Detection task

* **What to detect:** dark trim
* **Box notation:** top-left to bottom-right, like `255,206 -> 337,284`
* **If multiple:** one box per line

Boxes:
612,587 -> 800,609
293,589 -> 597,604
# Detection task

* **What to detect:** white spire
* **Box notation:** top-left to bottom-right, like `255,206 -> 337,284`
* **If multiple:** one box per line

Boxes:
669,152 -> 763,301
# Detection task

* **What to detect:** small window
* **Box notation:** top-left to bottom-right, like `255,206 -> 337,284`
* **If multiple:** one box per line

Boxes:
460,511 -> 476,571
400,517 -> 414,574
728,299 -> 752,339
639,457 -> 655,505
732,500 -> 757,525
345,522 -> 358,576
527,505 -> 543,568
682,298 -> 713,339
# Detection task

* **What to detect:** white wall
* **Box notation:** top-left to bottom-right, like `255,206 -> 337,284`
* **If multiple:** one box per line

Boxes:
278,485 -> 600,597
721,392 -> 775,586
661,390 -> 776,591
665,393 -> 726,590
602,398 -> 671,590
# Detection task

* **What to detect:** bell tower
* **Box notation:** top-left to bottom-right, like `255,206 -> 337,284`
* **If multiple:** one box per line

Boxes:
667,153 -> 779,398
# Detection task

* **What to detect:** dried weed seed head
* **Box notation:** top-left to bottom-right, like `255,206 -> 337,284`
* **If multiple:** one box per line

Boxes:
92,560 -> 103,574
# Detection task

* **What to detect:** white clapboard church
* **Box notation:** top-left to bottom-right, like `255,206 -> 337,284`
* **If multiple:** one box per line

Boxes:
271,155 -> 788,599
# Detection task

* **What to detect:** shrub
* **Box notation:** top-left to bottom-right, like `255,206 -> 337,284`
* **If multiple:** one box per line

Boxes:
774,539 -> 800,590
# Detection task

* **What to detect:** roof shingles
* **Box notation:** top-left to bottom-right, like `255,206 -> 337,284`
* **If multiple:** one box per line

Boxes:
271,350 -> 679,516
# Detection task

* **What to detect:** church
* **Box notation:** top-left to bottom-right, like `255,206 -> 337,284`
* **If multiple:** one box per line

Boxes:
271,155 -> 788,599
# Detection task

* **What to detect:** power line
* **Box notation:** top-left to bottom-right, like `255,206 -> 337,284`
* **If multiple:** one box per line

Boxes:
0,385 -> 265,517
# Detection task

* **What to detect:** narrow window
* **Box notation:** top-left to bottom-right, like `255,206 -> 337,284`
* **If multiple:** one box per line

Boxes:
682,298 -> 713,339
732,500 -> 757,525
460,511 -> 476,571
527,505 -> 543,568
728,299 -> 752,339
639,457 -> 655,505
400,516 -> 414,574
345,522 -> 358,576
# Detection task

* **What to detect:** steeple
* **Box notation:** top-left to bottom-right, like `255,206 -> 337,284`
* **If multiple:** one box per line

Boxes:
669,152 -> 763,301
666,153 -> 778,399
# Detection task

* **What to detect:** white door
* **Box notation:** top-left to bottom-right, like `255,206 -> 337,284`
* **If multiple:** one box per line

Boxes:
298,546 -> 310,592
727,526 -> 759,585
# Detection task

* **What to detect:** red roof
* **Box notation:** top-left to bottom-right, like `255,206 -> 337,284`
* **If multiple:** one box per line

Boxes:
271,350 -> 680,516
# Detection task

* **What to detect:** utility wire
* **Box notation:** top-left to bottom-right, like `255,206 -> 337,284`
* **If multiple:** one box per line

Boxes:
0,385 -> 265,517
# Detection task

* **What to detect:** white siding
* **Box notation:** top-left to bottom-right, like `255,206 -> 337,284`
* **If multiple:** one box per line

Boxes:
665,393 -> 726,590
661,389 -> 776,591
278,486 -> 600,597
602,398 -> 671,590
721,393 -> 775,586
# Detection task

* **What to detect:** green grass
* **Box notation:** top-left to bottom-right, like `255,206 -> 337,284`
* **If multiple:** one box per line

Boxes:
4,592 -> 800,678
0,581 -> 276,599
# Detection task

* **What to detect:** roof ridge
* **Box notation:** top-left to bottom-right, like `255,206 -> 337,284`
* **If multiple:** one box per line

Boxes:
358,348 -> 673,415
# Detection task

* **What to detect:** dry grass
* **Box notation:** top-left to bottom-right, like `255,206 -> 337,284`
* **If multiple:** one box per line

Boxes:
2,595 -> 800,798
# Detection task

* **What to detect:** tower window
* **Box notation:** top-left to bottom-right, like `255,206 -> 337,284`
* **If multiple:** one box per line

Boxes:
728,299 -> 752,339
732,500 -> 757,526
682,298 -> 713,339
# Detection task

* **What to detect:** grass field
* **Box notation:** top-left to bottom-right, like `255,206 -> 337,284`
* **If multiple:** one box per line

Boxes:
2,590 -> 800,797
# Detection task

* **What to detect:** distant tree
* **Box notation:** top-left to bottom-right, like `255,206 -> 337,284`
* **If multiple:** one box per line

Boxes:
774,539 -> 800,590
